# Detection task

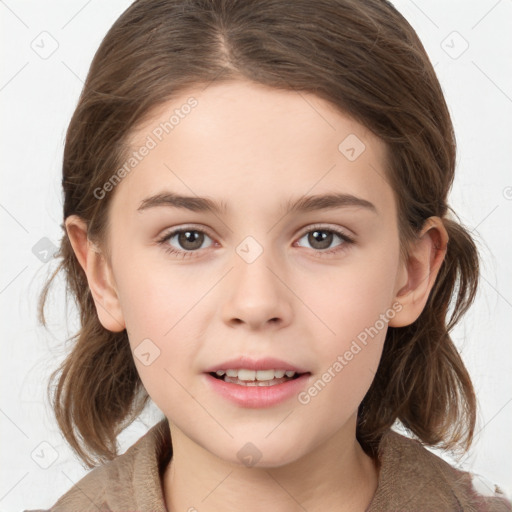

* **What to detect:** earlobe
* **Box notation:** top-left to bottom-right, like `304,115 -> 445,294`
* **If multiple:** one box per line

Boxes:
388,217 -> 448,328
65,215 -> 126,332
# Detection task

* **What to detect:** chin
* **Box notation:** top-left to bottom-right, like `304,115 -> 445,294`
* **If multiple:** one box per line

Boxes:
210,436 -> 308,470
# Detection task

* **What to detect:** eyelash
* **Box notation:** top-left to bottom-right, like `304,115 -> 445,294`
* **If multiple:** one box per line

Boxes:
156,224 -> 355,259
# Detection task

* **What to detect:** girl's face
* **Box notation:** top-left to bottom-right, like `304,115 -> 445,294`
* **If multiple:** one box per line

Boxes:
102,80 -> 410,467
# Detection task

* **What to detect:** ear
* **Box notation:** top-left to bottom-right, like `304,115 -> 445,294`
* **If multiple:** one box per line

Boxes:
388,216 -> 448,327
65,215 -> 126,332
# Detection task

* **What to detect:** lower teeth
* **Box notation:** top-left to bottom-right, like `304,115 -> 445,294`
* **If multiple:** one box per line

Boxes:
223,375 -> 293,386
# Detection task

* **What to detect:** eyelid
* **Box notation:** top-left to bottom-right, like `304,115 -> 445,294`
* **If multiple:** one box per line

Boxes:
157,223 -> 216,242
296,222 -> 355,241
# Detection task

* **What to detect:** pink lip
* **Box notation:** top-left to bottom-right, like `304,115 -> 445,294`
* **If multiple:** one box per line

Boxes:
204,356 -> 309,373
204,373 -> 311,408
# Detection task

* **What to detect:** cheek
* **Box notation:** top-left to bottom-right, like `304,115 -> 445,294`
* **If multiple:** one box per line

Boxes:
112,254 -> 214,404
299,245 -> 399,341
294,245 -> 399,397
114,252 -> 206,341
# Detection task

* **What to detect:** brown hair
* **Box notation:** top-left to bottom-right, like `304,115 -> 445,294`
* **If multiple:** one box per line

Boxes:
40,0 -> 478,467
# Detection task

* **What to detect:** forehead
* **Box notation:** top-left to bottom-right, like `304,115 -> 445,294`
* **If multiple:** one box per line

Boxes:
115,80 -> 394,218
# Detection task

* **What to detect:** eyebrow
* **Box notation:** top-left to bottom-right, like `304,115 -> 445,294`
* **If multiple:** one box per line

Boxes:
137,191 -> 377,215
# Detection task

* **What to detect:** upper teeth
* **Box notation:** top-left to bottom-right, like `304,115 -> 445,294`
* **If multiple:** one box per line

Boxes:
215,369 -> 297,381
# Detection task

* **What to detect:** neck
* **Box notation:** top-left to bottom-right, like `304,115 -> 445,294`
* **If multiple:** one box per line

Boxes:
163,419 -> 379,512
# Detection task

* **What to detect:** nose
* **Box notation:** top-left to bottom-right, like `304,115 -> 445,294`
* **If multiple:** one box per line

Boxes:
221,247 -> 294,331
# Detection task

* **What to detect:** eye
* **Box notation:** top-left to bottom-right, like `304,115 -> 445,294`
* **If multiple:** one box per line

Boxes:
157,227 -> 214,258
156,224 -> 355,259
295,225 -> 355,256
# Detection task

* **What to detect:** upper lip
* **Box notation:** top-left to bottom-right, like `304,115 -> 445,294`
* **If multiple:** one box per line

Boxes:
204,356 -> 309,373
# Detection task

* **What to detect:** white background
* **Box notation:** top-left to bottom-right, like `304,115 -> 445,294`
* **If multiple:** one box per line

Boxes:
1,1 -> 511,510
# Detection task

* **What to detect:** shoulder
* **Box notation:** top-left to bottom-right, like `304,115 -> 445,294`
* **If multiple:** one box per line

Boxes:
24,419 -> 171,512
367,428 -> 512,512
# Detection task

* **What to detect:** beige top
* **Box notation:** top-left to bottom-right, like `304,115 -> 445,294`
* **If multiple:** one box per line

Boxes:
26,419 -> 512,512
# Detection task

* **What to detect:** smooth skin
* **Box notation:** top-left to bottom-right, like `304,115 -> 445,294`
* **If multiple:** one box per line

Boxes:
66,80 -> 448,512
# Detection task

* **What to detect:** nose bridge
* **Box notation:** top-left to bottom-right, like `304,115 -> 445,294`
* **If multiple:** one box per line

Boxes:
221,232 -> 293,329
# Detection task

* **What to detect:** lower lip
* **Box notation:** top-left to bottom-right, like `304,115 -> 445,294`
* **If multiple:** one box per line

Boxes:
204,373 -> 310,408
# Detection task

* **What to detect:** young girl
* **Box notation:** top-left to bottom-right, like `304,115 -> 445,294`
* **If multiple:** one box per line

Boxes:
27,0 -> 511,511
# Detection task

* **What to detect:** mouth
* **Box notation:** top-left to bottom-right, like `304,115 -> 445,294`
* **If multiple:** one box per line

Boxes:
204,361 -> 312,407
208,369 -> 308,387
